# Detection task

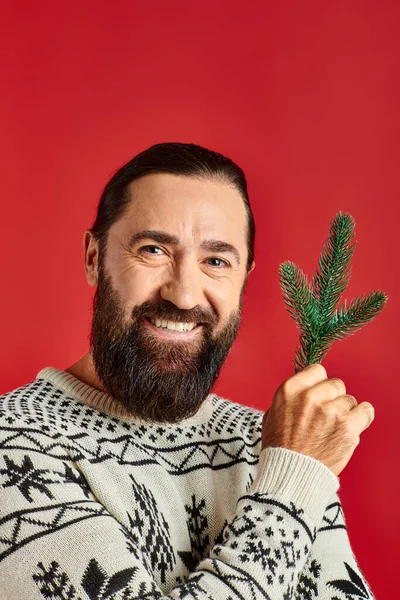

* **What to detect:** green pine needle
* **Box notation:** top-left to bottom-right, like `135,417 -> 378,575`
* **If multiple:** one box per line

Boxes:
279,211 -> 388,373
278,262 -> 319,335
311,212 -> 357,329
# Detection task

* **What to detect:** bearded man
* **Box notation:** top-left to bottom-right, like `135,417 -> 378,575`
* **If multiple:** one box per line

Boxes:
0,142 -> 375,599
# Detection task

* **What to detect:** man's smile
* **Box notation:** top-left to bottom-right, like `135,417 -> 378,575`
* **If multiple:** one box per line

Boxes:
144,317 -> 203,340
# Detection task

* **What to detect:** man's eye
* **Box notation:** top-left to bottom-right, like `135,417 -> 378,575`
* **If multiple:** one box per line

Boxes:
207,258 -> 229,268
140,245 -> 164,255
139,245 -> 229,269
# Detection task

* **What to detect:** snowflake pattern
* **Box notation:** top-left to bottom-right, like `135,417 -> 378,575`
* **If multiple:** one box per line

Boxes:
33,558 -> 138,600
183,495 -> 210,566
295,558 -> 322,600
33,561 -> 80,600
0,454 -> 91,504
0,455 -> 58,502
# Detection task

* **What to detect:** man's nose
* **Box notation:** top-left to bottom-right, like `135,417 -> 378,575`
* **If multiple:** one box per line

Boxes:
159,259 -> 204,310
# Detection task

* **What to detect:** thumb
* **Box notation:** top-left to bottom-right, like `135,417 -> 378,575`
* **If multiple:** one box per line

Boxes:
262,407 -> 271,423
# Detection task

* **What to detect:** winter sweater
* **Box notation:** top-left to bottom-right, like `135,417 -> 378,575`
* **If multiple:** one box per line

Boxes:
0,367 -> 375,600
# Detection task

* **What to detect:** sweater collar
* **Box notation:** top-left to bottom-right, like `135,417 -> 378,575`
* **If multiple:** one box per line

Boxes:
35,367 -> 215,427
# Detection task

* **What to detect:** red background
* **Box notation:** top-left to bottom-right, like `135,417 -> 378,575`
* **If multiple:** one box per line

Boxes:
0,1 -> 398,596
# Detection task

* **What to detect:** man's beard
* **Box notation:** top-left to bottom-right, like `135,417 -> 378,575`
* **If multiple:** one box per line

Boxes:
90,263 -> 245,423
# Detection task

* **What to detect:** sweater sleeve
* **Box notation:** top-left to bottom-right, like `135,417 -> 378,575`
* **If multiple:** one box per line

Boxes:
296,489 -> 377,599
0,419 -> 356,600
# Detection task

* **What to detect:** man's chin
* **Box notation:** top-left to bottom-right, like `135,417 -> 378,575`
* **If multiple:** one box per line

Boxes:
147,358 -> 198,376
114,378 -> 209,423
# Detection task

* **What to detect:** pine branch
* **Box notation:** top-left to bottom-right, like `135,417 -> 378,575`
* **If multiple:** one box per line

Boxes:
311,212 -> 357,328
293,334 -> 332,374
324,291 -> 388,341
278,212 -> 388,373
278,261 -> 319,337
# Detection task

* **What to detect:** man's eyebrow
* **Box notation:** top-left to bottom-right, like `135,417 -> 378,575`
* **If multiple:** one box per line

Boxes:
127,229 -> 241,266
127,230 -> 179,248
201,239 -> 241,266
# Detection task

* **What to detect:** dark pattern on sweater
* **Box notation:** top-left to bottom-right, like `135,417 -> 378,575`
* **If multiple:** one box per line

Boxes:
295,558 -> 322,599
210,497 -> 315,597
0,454 -> 60,502
0,374 -> 376,600
185,495 -> 210,563
328,561 -> 372,598
0,454 -> 91,503
0,378 -> 263,476
178,494 -> 211,572
0,501 -> 109,561
33,558 -> 138,600
128,475 -> 176,584
318,501 -> 347,532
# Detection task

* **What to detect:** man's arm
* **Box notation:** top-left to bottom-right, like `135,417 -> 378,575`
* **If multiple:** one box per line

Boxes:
0,429 -> 338,600
297,491 -> 376,599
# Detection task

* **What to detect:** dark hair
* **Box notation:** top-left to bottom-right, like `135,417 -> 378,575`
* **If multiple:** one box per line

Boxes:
90,142 -> 255,272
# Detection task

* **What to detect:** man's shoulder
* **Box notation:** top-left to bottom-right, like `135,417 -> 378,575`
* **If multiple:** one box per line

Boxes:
211,392 -> 263,416
0,375 -> 76,433
0,375 -> 51,407
208,392 -> 263,441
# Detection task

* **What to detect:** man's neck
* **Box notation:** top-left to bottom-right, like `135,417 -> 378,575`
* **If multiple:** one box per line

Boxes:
65,352 -> 106,394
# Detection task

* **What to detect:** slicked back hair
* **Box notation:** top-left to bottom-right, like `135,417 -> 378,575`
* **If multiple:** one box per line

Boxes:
90,142 -> 255,273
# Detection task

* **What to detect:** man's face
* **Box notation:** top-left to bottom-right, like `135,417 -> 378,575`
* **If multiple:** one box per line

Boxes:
87,173 -> 254,423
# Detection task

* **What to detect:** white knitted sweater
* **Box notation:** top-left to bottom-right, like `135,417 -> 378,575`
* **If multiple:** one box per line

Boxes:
0,367 -> 375,599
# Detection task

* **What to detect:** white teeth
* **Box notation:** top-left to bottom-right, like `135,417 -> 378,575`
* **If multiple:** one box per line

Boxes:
150,318 -> 197,332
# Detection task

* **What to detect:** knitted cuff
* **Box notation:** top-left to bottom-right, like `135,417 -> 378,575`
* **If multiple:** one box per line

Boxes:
248,446 -> 340,525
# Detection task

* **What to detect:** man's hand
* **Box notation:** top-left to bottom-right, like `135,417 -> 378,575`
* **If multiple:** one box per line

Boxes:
262,363 -> 375,477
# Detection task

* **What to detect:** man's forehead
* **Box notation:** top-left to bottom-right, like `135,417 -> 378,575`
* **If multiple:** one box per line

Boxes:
128,173 -> 243,203
123,172 -> 247,230
128,173 -> 245,220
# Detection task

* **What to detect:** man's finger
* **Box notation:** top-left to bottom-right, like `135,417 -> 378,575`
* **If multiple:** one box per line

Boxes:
349,401 -> 375,433
284,363 -> 328,396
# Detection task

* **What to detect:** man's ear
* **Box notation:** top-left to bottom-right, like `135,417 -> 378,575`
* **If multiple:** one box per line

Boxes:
84,230 -> 99,286
249,260 -> 256,274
